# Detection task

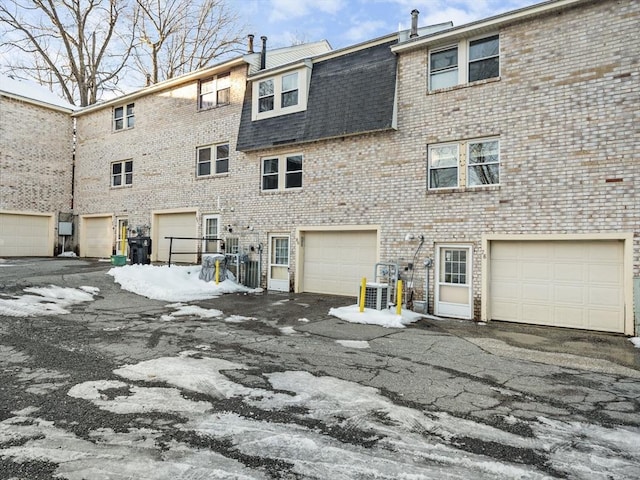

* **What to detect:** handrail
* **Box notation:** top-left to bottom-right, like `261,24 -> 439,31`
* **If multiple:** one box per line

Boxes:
164,236 -> 224,267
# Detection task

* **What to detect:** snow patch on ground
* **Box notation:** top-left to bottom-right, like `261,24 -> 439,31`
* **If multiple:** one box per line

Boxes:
629,337 -> 640,348
336,340 -> 370,349
0,285 -> 98,316
329,304 -> 423,328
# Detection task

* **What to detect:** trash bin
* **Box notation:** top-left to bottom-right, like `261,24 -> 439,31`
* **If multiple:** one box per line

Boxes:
128,236 -> 152,264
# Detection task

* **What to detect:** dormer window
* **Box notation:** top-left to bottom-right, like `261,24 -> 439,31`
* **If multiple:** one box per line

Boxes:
258,79 -> 274,112
252,66 -> 309,120
281,72 -> 298,107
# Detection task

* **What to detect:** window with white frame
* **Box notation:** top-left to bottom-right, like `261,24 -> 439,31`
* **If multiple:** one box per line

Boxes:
467,139 -> 499,186
199,73 -> 231,110
197,143 -> 229,177
114,103 -> 134,130
111,160 -> 133,187
262,154 -> 303,191
252,67 -> 309,120
428,143 -> 459,189
429,35 -> 499,91
428,138 -> 499,190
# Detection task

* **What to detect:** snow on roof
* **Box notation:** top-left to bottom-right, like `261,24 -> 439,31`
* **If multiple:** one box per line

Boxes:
0,75 -> 76,111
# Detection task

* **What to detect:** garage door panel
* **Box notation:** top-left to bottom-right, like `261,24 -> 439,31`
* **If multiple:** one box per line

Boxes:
522,262 -> 550,281
302,230 -> 376,296
0,214 -> 52,256
554,285 -> 584,303
155,213 -> 197,263
490,240 -> 624,333
83,217 -> 112,258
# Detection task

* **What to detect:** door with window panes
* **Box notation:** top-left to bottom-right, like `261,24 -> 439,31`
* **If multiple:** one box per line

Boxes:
202,215 -> 220,254
435,245 -> 472,319
116,218 -> 128,256
268,234 -> 290,292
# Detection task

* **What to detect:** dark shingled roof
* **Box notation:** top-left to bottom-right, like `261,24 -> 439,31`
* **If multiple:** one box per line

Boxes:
236,40 -> 397,152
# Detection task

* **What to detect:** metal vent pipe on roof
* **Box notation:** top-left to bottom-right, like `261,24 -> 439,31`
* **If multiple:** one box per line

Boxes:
410,9 -> 419,38
248,34 -> 254,54
260,36 -> 267,70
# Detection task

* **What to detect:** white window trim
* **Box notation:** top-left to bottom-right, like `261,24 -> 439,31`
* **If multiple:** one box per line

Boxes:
251,66 -> 310,121
428,143 -> 460,190
428,137 -> 500,190
466,137 -> 500,189
261,153 -> 303,192
111,159 -> 133,188
198,73 -> 231,110
113,103 -> 135,131
429,33 -> 499,91
196,142 -> 230,177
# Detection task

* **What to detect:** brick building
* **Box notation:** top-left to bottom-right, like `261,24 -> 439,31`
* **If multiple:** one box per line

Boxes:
2,0 -> 638,334
0,76 -> 75,256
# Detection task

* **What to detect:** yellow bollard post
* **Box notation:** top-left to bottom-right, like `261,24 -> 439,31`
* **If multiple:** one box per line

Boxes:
359,277 -> 367,312
120,225 -> 126,255
396,280 -> 403,315
215,260 -> 220,285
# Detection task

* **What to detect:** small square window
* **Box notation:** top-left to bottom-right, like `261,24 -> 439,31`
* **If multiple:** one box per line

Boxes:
197,143 -> 230,177
262,154 -> 303,191
114,103 -> 134,131
111,160 -> 133,187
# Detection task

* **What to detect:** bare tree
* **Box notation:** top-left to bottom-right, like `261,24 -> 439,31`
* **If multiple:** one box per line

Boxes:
0,0 -> 136,106
134,0 -> 245,84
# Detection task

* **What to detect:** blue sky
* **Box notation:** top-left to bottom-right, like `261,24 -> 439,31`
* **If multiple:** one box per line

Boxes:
241,0 -> 545,50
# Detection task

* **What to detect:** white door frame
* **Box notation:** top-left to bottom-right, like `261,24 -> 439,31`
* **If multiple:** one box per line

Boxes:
115,217 -> 128,256
435,244 -> 473,319
268,234 -> 290,292
202,214 -> 221,254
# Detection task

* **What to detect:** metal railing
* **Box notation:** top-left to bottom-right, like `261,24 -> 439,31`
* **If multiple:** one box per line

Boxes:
164,236 -> 224,267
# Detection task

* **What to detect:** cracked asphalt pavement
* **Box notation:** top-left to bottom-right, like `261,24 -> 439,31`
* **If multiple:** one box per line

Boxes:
1,258 -> 639,479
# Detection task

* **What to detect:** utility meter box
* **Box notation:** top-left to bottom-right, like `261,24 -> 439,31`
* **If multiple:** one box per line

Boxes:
58,222 -> 73,236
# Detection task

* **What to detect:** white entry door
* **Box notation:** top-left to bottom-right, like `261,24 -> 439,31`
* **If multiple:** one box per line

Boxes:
268,235 -> 290,292
435,245 -> 472,319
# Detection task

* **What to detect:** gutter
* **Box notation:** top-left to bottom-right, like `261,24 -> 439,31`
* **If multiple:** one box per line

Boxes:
391,0 -> 588,53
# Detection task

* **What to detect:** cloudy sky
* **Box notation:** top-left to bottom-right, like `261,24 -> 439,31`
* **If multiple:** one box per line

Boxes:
241,0 -> 545,50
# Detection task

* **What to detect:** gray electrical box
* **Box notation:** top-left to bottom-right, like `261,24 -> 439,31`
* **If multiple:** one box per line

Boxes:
58,222 -> 73,236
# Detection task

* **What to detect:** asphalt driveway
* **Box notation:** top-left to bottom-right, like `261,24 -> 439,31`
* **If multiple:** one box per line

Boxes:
0,257 -> 639,479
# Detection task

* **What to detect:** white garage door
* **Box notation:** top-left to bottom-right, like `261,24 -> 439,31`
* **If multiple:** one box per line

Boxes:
155,212 -> 197,263
490,240 -> 624,333
0,213 -> 52,256
82,216 -> 112,258
301,230 -> 377,296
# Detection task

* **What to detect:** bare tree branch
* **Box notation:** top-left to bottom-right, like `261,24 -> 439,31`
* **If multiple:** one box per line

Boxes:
134,0 -> 245,84
0,0 -> 136,105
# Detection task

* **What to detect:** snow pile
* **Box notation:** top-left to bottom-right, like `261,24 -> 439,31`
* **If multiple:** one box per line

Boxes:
107,264 -> 258,302
329,304 -> 423,328
629,337 -> 640,349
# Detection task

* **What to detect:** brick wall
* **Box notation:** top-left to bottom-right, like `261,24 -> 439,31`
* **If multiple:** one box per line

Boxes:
72,0 -> 638,315
0,96 -> 74,214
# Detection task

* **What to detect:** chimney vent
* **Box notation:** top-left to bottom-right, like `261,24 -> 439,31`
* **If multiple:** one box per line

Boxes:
247,34 -> 254,54
410,9 -> 419,38
260,36 -> 267,70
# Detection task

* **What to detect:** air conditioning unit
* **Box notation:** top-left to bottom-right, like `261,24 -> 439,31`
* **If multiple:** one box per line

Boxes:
359,283 -> 390,310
